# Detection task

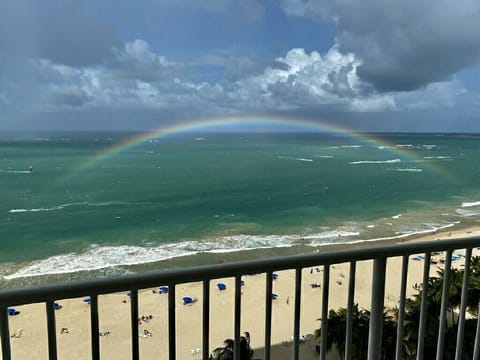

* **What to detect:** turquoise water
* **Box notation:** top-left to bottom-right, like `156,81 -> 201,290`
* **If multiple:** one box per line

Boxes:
1,132 -> 479,286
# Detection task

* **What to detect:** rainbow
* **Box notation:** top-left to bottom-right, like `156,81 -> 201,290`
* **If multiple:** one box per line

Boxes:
50,115 -> 453,188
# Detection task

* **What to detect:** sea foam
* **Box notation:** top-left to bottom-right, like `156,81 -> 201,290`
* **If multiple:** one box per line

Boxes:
3,234 -> 300,279
461,201 -> 480,208
456,208 -> 480,217
3,228 -> 368,279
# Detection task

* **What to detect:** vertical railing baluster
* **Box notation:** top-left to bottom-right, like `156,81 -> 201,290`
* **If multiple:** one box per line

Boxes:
293,268 -> 302,360
234,275 -> 242,360
168,284 -> 176,360
395,255 -> 409,360
264,271 -> 273,360
416,252 -> 431,360
345,261 -> 356,360
367,257 -> 387,360
129,290 -> 139,360
473,299 -> 480,359
202,280 -> 210,360
320,265 -> 330,360
0,304 -> 12,360
455,248 -> 472,360
436,250 -> 452,360
46,300 -> 58,360
90,294 -> 100,360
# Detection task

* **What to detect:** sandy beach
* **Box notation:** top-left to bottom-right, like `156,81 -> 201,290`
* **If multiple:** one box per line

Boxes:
4,226 -> 480,360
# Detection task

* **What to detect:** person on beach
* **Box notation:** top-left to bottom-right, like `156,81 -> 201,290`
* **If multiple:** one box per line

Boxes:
209,332 -> 253,359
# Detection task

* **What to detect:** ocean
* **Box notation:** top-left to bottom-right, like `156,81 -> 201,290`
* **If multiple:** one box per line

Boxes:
1,132 -> 479,287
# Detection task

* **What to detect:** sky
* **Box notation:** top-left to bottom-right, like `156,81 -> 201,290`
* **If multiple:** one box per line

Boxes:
0,0 -> 479,132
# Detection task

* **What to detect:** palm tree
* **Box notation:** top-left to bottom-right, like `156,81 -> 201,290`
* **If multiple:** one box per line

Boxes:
315,305 -> 396,360
316,255 -> 480,359
465,256 -> 480,315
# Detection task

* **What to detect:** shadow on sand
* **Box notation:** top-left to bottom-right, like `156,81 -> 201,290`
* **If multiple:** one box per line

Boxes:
249,335 -> 335,360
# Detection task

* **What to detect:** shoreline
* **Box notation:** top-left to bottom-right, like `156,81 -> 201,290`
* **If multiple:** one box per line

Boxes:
2,222 -> 480,288
4,225 -> 480,360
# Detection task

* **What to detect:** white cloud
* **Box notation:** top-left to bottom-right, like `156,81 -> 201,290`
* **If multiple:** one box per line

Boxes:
280,0 -> 480,91
119,40 -> 172,67
234,47 -> 396,111
4,38 -> 473,120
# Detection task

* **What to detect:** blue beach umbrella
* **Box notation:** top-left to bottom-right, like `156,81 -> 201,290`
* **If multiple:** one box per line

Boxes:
159,286 -> 169,293
272,293 -> 278,300
217,283 -> 227,291
83,298 -> 92,304
182,296 -> 194,305
53,302 -> 61,310
7,308 -> 19,316
272,273 -> 279,280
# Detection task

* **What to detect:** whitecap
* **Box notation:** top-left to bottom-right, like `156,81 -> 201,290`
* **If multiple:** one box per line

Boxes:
278,156 -> 313,162
395,144 -> 413,148
394,168 -> 423,172
462,201 -> 480,208
0,170 -> 32,174
9,206 -> 64,213
8,201 -> 136,214
349,159 -> 401,165
423,156 -> 453,160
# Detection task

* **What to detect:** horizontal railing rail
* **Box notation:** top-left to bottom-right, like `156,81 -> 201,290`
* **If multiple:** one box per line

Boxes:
1,236 -> 479,360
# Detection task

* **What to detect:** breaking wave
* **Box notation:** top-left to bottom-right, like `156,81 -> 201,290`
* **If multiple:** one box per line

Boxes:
462,201 -> 480,208
8,201 -> 140,214
3,230 -> 362,279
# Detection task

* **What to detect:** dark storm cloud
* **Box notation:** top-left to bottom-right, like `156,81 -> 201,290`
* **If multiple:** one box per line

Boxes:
281,0 -> 480,92
0,0 -> 119,67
